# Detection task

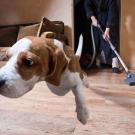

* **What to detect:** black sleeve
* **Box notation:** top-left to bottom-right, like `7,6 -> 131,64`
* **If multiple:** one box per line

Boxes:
84,0 -> 95,19
106,0 -> 117,27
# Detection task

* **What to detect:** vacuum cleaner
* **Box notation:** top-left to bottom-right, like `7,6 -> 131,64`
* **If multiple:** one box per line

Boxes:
93,24 -> 135,86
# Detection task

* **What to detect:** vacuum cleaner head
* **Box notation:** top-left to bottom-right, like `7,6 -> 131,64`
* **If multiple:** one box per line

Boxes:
96,24 -> 135,86
124,73 -> 135,86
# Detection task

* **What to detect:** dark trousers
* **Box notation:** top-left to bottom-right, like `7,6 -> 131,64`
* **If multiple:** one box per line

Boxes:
93,26 -> 118,63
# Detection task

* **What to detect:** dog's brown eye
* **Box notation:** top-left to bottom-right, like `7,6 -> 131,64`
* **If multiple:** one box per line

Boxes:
24,59 -> 34,66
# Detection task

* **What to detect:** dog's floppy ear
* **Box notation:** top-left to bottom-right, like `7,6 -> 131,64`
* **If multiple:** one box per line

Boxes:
45,45 -> 68,86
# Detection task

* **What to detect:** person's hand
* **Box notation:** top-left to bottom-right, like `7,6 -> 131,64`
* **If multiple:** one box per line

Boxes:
103,28 -> 110,41
91,16 -> 98,27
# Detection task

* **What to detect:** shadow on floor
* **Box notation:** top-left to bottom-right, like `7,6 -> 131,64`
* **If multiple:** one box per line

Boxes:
90,86 -> 135,114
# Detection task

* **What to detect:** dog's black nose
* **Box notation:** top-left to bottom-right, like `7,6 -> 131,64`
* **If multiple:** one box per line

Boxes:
0,80 -> 5,87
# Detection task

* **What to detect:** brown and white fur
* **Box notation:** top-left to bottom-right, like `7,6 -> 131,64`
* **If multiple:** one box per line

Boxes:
0,33 -> 89,124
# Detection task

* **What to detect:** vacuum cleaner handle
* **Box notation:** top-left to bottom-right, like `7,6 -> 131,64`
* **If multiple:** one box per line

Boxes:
97,24 -> 130,74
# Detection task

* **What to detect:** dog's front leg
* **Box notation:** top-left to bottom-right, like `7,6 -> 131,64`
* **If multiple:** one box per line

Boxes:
72,84 -> 89,124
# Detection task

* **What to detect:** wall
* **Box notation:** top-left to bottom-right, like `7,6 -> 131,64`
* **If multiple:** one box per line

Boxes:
41,0 -> 73,46
0,0 -> 73,46
121,0 -> 135,68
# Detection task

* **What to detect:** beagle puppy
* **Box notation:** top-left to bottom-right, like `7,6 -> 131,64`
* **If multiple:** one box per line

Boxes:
0,33 -> 89,124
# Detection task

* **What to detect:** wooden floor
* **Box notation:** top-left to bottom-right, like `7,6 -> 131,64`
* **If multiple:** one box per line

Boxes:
0,62 -> 135,135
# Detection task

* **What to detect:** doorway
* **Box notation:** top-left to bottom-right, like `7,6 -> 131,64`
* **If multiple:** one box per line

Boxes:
74,0 -> 120,67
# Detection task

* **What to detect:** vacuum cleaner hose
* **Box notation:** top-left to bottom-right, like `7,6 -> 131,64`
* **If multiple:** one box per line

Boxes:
87,24 -> 96,68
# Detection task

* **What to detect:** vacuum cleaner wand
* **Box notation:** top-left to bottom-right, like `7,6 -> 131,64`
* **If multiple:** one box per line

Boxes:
97,24 -> 135,86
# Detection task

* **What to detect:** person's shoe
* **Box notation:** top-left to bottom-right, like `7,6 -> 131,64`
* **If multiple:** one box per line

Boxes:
112,57 -> 120,73
112,67 -> 120,73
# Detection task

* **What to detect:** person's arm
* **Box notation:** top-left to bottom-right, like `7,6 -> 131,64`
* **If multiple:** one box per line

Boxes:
103,0 -> 116,40
84,0 -> 94,19
84,0 -> 98,26
106,0 -> 116,28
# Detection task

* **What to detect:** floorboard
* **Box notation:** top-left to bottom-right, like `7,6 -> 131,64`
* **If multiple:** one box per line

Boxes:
0,62 -> 135,135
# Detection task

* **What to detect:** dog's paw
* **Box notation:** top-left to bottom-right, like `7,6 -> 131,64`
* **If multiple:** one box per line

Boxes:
77,106 -> 89,124
83,76 -> 90,88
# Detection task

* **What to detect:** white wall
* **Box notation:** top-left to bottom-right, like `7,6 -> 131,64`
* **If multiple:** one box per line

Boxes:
41,0 -> 73,46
